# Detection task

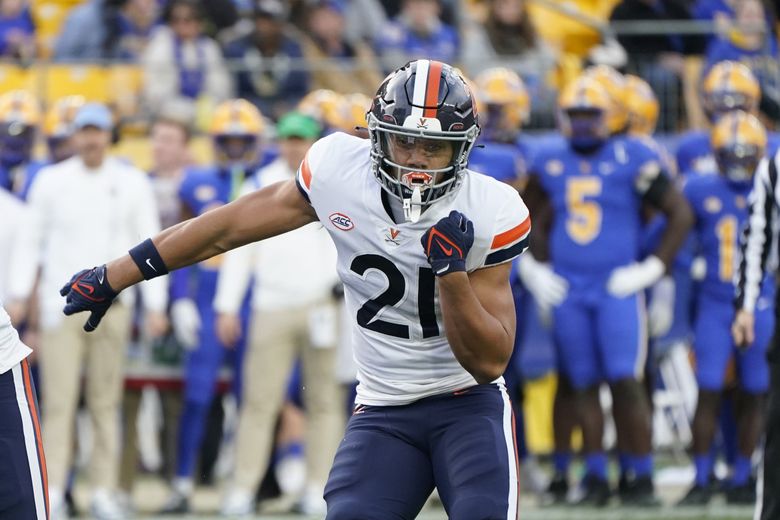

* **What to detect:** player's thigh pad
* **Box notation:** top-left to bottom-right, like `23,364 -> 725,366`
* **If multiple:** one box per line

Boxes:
739,301 -> 776,394
693,297 -> 733,392
597,292 -> 646,383
430,384 -> 519,520
324,407 -> 435,520
553,297 -> 601,389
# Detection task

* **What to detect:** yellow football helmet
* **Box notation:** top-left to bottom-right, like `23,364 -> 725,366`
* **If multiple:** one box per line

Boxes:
44,95 -> 86,163
474,67 -> 529,142
0,90 -> 40,126
298,89 -> 349,132
343,93 -> 372,134
209,99 -> 264,136
558,76 -> 611,148
582,65 -> 629,134
624,75 -> 659,137
44,95 -> 86,138
0,90 -> 40,167
702,61 -> 760,119
711,110 -> 766,184
209,99 -> 264,165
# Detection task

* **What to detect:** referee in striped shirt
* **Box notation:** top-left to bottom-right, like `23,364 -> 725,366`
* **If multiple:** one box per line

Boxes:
734,150 -> 780,520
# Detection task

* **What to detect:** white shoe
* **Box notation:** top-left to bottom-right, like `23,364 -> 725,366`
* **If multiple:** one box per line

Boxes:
90,488 -> 127,520
220,487 -> 254,516
49,487 -> 70,520
115,490 -> 136,516
275,454 -> 306,496
296,483 -> 327,516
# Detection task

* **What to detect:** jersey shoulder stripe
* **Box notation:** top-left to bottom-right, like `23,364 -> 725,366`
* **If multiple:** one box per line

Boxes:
466,173 -> 531,268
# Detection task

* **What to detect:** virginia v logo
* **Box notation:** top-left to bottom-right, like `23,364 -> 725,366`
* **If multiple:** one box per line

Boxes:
384,227 -> 401,245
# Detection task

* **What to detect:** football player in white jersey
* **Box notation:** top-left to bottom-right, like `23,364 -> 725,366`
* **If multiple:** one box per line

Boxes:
60,60 -> 531,519
0,301 -> 48,519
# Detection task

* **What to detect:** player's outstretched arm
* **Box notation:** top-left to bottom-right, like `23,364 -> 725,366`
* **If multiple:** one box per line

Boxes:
62,180 -> 317,331
107,180 -> 317,290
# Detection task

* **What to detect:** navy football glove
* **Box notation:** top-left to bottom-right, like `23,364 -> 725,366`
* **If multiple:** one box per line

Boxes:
421,210 -> 475,276
60,265 -> 118,332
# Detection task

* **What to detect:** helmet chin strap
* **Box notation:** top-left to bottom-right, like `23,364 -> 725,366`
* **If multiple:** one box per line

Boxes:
403,186 -> 423,223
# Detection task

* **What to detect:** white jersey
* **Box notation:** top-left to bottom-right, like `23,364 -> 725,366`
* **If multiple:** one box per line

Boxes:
0,298 -> 32,375
296,133 -> 531,405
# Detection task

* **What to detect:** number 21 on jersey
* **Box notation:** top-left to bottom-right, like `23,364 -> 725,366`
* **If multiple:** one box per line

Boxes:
566,177 -> 603,244
350,254 -> 439,340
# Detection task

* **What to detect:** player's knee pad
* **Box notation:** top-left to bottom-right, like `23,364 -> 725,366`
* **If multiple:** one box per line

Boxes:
448,495 -> 507,520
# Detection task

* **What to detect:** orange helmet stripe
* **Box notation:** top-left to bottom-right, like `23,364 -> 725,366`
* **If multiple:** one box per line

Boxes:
423,61 -> 443,118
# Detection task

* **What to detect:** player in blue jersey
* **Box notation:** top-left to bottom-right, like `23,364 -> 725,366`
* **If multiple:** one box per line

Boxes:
522,76 -> 693,505
678,111 -> 775,506
469,67 -> 552,494
160,99 -> 265,513
676,61 -> 779,176
0,90 -> 44,197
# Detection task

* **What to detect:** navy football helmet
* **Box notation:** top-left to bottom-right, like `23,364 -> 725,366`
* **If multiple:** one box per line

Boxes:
367,60 -> 480,222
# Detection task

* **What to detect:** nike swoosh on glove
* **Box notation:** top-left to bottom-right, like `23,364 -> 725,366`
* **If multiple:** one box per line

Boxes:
421,210 -> 475,276
60,265 -> 118,331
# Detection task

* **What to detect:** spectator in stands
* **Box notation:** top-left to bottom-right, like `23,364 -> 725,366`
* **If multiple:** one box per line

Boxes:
461,0 -> 555,75
7,103 -> 168,520
610,0 -> 706,132
460,0 -> 556,125
216,111 -> 343,516
141,0 -> 232,116
704,0 -> 780,120
374,0 -> 458,72
54,0 -> 158,61
223,0 -> 309,120
0,0 -> 35,61
343,0 -> 388,45
300,0 -> 382,95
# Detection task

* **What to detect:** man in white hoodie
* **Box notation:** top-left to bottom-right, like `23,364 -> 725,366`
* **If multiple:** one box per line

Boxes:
8,104 -> 168,520
216,112 -> 344,516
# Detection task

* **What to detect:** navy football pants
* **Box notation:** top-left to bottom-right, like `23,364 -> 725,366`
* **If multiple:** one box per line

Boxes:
0,359 -> 48,519
324,383 -> 519,520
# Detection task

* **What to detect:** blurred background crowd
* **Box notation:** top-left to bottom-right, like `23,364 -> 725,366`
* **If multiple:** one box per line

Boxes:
2,0 -> 780,518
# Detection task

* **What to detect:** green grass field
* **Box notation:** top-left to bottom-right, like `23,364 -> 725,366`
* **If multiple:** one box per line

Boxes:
70,475 -> 756,520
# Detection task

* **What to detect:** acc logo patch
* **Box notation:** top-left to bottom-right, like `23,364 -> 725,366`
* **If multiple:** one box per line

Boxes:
329,212 -> 354,231
704,196 -> 722,213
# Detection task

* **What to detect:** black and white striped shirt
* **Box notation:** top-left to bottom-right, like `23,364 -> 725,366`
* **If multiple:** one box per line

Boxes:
736,150 -> 780,313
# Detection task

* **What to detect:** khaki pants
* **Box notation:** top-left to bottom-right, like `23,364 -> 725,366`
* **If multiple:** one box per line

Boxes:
39,305 -> 131,490
233,302 -> 344,491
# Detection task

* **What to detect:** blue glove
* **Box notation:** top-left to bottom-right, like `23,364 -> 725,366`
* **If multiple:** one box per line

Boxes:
60,265 -> 118,332
421,210 -> 475,276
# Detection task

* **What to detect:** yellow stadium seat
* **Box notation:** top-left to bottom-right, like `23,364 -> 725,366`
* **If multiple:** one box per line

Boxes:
109,65 -> 144,118
0,65 -> 36,93
39,64 -> 110,104
528,0 -> 620,58
31,1 -> 74,59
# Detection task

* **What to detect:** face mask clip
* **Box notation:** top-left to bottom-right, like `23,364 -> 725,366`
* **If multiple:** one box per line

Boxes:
402,186 -> 422,223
